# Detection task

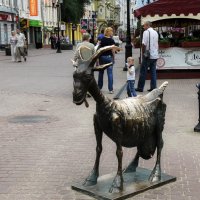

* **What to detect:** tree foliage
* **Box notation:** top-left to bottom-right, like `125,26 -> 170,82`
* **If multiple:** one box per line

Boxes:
61,0 -> 90,23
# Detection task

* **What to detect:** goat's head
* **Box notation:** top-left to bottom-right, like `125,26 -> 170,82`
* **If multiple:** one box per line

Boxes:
72,45 -> 121,107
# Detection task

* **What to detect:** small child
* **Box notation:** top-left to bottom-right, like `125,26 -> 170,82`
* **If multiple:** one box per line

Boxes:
126,57 -> 137,97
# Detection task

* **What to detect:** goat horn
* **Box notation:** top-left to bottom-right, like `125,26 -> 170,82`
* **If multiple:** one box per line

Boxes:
93,62 -> 113,71
90,45 -> 122,66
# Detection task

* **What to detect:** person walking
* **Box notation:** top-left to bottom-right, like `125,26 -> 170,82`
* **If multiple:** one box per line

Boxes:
10,31 -> 17,62
126,57 -> 137,97
97,27 -> 115,94
16,29 -> 27,62
136,21 -> 159,92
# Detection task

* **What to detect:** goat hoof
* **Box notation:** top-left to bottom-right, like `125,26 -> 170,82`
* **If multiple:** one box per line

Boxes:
83,179 -> 97,186
148,169 -> 161,183
83,171 -> 98,186
109,175 -> 123,193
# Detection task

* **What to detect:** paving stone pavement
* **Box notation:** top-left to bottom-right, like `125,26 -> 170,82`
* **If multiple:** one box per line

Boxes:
0,47 -> 199,200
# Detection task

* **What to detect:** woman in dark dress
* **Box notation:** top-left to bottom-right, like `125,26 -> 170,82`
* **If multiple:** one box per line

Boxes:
98,27 -> 115,94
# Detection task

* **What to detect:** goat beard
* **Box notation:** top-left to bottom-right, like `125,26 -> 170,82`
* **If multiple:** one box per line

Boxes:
84,99 -> 89,108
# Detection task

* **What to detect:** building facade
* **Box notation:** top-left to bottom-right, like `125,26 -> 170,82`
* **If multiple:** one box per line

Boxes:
0,0 -> 58,48
0,0 -> 17,47
83,0 -> 121,36
118,0 -> 137,41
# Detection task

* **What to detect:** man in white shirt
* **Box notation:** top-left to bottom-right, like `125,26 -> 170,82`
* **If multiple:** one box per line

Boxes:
16,29 -> 27,62
136,21 -> 159,92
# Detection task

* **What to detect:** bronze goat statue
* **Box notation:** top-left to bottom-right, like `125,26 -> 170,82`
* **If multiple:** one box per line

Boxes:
72,45 -> 168,192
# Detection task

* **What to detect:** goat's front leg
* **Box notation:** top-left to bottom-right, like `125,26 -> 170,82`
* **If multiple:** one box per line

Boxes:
83,114 -> 103,186
109,117 -> 123,193
109,143 -> 123,193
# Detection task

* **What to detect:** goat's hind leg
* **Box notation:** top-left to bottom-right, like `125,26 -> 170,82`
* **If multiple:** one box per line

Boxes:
149,104 -> 166,183
83,114 -> 103,186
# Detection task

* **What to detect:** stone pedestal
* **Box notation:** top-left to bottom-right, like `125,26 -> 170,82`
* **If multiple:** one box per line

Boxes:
72,167 -> 176,200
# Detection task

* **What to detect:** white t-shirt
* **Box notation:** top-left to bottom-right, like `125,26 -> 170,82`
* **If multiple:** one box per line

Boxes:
16,33 -> 26,47
127,64 -> 135,81
142,27 -> 159,59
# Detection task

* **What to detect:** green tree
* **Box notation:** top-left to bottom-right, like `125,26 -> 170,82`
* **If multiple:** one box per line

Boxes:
61,0 -> 90,23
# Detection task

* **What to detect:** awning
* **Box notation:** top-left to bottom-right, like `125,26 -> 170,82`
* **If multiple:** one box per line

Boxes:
134,0 -> 200,18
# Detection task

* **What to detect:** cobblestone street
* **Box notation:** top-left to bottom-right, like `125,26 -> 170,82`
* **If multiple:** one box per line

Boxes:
0,48 -> 199,200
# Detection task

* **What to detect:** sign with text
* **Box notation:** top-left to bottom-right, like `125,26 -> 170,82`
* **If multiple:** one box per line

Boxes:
88,19 -> 97,30
80,19 -> 88,30
157,47 -> 200,69
30,0 -> 38,16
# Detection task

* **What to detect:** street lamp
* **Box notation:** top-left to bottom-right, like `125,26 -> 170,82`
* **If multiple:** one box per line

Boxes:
91,11 -> 97,44
52,0 -> 63,53
123,0 -> 132,71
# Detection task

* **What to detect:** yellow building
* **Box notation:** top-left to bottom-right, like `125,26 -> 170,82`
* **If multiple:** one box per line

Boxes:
65,0 -> 121,44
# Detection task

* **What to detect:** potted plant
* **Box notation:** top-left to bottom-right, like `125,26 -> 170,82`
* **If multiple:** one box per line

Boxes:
5,44 -> 11,56
159,39 -> 171,48
181,37 -> 200,48
133,37 -> 141,48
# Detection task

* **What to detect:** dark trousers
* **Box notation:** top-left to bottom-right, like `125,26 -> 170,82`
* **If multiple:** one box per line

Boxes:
137,57 -> 157,91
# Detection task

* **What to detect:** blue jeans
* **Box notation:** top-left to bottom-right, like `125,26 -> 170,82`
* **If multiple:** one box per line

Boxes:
137,57 -> 157,91
98,55 -> 113,91
127,80 -> 137,97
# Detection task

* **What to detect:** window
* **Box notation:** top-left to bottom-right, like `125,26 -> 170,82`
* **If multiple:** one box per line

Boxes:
11,24 -> 14,31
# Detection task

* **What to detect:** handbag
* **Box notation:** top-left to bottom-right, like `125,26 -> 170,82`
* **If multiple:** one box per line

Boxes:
143,30 -> 150,59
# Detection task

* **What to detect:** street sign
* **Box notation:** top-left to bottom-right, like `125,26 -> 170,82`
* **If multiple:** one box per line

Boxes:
80,19 -> 88,30
88,19 -> 97,30
60,24 -> 66,31
72,24 -> 77,31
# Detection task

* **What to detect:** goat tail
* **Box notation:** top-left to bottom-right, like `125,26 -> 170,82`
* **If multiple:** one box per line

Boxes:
159,81 -> 168,93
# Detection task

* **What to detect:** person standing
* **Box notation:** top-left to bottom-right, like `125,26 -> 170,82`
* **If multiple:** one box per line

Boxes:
136,21 -> 159,92
73,33 -> 95,66
97,29 -> 104,42
10,31 -> 17,62
98,27 -> 115,94
126,57 -> 137,97
49,34 -> 56,49
16,29 -> 27,62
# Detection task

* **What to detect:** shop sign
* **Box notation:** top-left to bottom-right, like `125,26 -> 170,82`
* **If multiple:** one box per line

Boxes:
88,19 -> 97,30
29,20 -> 42,27
30,0 -> 38,16
0,13 -> 13,21
157,47 -> 200,69
80,19 -> 88,30
61,24 -> 66,31
186,50 -> 200,66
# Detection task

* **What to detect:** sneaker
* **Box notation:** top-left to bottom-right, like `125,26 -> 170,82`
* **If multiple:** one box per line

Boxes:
18,61 -> 22,62
109,91 -> 114,94
135,88 -> 143,92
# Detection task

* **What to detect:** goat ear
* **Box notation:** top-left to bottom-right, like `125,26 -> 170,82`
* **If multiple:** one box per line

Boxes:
93,63 -> 112,71
90,45 -> 122,66
93,62 -> 113,71
78,46 -> 93,61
